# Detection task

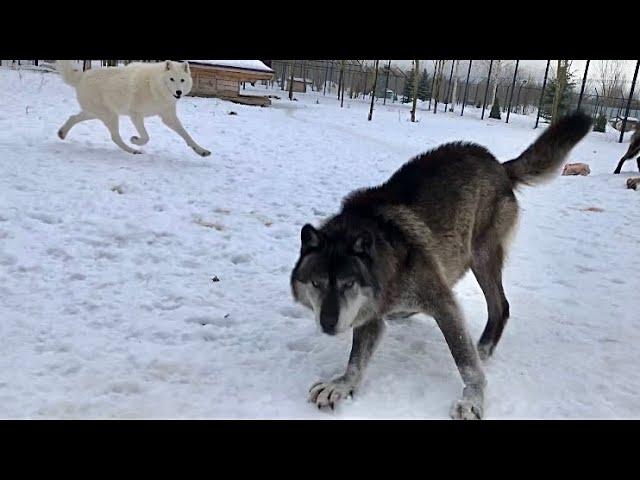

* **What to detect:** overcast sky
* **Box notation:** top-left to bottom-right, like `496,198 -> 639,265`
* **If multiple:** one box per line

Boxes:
389,60 -> 638,83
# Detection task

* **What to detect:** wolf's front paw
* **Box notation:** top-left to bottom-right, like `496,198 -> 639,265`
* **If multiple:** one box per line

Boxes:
450,398 -> 483,420
192,146 -> 211,157
308,378 -> 355,411
58,128 -> 66,140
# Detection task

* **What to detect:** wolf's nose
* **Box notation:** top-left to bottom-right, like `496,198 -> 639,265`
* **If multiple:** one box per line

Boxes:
321,324 -> 336,335
176,90 -> 182,96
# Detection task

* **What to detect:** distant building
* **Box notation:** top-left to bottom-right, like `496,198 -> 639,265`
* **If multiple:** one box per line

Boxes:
287,77 -> 313,93
185,60 -> 275,107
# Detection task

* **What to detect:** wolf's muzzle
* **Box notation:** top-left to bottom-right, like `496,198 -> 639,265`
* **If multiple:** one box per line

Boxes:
320,292 -> 339,335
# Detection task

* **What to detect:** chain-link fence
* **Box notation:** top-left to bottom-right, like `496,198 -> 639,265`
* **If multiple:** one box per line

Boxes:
270,60 -> 411,102
5,59 -> 639,140
271,60 -> 640,140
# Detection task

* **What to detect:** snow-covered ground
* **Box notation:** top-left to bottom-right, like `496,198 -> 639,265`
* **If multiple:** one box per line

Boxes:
1,68 -> 639,419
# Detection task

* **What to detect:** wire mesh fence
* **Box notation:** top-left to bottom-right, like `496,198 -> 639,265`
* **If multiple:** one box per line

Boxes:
4,59 -> 639,139
270,60 -> 640,140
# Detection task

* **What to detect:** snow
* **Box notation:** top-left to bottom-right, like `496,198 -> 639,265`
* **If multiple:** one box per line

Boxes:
1,68 -> 639,419
186,60 -> 273,73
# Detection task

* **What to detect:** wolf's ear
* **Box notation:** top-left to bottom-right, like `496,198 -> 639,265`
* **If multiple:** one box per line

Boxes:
165,60 -> 172,71
183,62 -> 190,73
352,231 -> 373,256
301,224 -> 322,252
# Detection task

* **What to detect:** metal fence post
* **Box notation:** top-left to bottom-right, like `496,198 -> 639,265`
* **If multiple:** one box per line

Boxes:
506,60 -> 519,123
369,60 -> 379,121
428,65 -> 437,111
577,60 -> 590,111
481,60 -> 493,120
535,60 -> 551,129
443,60 -> 455,113
619,60 -> 640,143
461,60 -> 472,116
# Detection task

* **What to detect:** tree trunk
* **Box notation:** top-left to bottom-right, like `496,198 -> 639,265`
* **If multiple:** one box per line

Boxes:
489,60 -> 502,106
410,60 -> 420,122
551,60 -> 568,124
383,60 -> 391,105
449,60 -> 460,112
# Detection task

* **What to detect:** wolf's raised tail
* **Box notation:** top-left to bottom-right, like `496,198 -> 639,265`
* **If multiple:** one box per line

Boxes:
502,112 -> 592,186
56,60 -> 84,87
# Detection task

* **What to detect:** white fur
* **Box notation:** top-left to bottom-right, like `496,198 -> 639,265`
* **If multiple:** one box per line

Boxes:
308,377 -> 356,409
295,280 -> 373,335
337,288 -> 370,332
56,60 -> 211,157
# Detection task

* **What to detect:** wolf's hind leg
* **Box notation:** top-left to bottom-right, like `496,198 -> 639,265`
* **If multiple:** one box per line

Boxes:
472,197 -> 518,360
308,317 -> 384,411
101,114 -> 141,155
130,114 -> 150,146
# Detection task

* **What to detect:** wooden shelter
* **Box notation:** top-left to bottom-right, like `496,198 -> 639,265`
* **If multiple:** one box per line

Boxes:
287,77 -> 313,93
610,116 -> 639,132
185,60 -> 275,106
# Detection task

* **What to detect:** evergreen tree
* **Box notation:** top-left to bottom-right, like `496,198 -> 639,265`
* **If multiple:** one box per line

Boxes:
489,96 -> 501,119
402,72 -> 414,103
593,113 -> 607,132
417,69 -> 431,101
539,69 -> 576,122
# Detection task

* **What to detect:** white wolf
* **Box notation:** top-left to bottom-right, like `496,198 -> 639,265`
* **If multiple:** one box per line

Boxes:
56,60 -> 211,157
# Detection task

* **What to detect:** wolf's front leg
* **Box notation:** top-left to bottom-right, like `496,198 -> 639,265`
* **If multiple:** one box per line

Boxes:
160,109 -> 211,157
425,291 -> 486,420
309,317 -> 384,411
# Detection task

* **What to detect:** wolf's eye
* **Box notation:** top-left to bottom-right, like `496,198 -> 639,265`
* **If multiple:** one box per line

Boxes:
181,79 -> 185,82
170,78 -> 175,82
311,281 -> 322,289
343,281 -> 355,290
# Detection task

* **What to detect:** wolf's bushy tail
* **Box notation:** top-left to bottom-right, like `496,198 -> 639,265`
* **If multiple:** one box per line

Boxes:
56,60 -> 84,87
502,112 -> 592,186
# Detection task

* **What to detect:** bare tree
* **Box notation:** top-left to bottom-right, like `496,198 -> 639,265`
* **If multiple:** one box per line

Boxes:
449,60 -> 460,112
432,60 -> 446,113
596,60 -> 624,116
551,60 -> 572,124
480,60 -> 514,106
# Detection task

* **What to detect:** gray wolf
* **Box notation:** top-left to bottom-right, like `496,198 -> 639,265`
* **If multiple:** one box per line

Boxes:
613,125 -> 640,174
290,112 -> 592,419
56,60 -> 211,157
